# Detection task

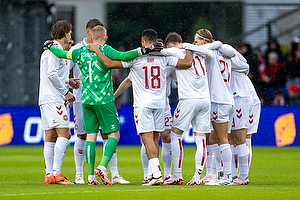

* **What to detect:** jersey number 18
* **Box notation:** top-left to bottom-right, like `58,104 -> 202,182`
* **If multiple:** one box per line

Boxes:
143,66 -> 161,89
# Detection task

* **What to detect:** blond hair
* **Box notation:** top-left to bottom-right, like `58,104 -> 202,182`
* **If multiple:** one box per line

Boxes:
195,29 -> 214,43
91,25 -> 107,41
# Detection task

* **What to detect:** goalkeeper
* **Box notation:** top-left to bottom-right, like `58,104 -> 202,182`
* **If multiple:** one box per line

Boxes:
43,25 -> 163,185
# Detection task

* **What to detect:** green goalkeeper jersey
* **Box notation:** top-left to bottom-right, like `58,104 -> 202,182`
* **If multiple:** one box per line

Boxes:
49,44 -> 139,105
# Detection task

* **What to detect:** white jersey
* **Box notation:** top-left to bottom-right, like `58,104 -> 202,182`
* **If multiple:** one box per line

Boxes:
206,50 -> 234,105
67,38 -> 87,103
230,55 -> 251,98
161,47 -> 210,99
122,54 -> 178,108
165,65 -> 176,106
246,76 -> 261,105
39,41 -> 69,105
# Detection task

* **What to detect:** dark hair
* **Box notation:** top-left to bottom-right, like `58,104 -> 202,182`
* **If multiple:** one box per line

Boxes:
141,29 -> 157,43
86,19 -> 104,30
165,32 -> 182,46
52,20 -> 72,40
70,32 -> 75,41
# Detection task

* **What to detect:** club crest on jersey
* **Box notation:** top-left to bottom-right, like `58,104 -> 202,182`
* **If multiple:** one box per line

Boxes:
63,115 -> 68,121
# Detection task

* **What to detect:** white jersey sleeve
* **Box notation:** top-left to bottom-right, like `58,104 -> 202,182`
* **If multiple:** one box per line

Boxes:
219,44 -> 249,74
183,42 -> 214,61
218,44 -> 235,58
38,41 -> 69,105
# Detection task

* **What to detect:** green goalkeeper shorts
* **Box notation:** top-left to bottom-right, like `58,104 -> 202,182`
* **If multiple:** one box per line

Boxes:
82,102 -> 120,134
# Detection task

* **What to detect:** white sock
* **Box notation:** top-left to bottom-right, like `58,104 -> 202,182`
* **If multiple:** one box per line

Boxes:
230,144 -> 238,178
161,142 -> 172,178
237,143 -> 249,180
205,145 -> 213,176
88,175 -> 96,181
211,143 -> 218,175
193,136 -> 206,180
246,138 -> 252,170
214,144 -> 223,175
103,139 -> 119,176
171,132 -> 183,177
219,144 -> 232,176
52,137 -> 69,176
74,136 -> 85,173
149,158 -> 162,179
141,144 -> 149,179
43,142 -> 55,175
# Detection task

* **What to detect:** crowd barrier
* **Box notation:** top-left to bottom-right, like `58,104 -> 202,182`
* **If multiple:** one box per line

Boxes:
0,105 -> 299,147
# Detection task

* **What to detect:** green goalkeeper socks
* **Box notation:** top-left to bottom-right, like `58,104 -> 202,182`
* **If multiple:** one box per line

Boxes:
100,137 -> 118,168
85,141 -> 96,176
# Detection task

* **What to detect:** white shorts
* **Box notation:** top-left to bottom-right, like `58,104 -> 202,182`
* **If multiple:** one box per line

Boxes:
248,103 -> 261,134
164,104 -> 172,130
211,102 -> 234,124
172,98 -> 211,133
73,101 -> 86,135
134,107 -> 164,135
40,103 -> 69,130
231,96 -> 253,130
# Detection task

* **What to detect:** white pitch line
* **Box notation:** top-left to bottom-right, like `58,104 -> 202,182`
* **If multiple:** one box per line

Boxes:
2,187 -> 188,196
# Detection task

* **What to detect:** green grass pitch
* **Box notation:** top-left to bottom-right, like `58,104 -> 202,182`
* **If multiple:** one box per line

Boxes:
0,146 -> 299,200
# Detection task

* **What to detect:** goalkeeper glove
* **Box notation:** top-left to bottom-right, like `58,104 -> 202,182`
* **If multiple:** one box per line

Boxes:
140,41 -> 163,55
43,40 -> 54,50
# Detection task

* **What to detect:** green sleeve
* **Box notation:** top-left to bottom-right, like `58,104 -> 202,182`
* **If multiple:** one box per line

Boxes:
105,45 -> 139,61
49,46 -> 74,60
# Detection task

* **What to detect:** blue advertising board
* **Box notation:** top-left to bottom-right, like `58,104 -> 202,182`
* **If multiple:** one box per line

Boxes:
0,105 -> 299,147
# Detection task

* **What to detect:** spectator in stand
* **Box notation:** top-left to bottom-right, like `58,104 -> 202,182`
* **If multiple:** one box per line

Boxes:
238,43 -> 261,98
283,37 -> 299,60
277,53 -> 296,98
287,84 -> 300,105
272,89 -> 285,106
265,38 -> 283,67
261,52 -> 281,104
294,49 -> 300,78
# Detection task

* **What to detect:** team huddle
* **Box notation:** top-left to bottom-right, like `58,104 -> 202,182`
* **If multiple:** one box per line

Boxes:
39,18 -> 260,186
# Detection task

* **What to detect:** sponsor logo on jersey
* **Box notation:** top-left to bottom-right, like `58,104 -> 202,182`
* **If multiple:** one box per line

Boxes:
249,114 -> 254,124
236,108 -> 242,119
56,105 -> 63,115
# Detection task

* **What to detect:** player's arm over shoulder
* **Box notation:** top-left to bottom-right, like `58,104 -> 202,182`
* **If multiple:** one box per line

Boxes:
106,45 -> 140,61
175,50 -> 193,69
88,44 -> 123,69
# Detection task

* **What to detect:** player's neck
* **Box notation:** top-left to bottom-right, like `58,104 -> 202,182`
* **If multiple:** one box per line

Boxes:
54,39 -> 65,47
85,38 -> 92,44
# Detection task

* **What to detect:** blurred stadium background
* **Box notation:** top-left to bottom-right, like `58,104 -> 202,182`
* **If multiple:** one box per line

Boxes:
0,0 -> 300,147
